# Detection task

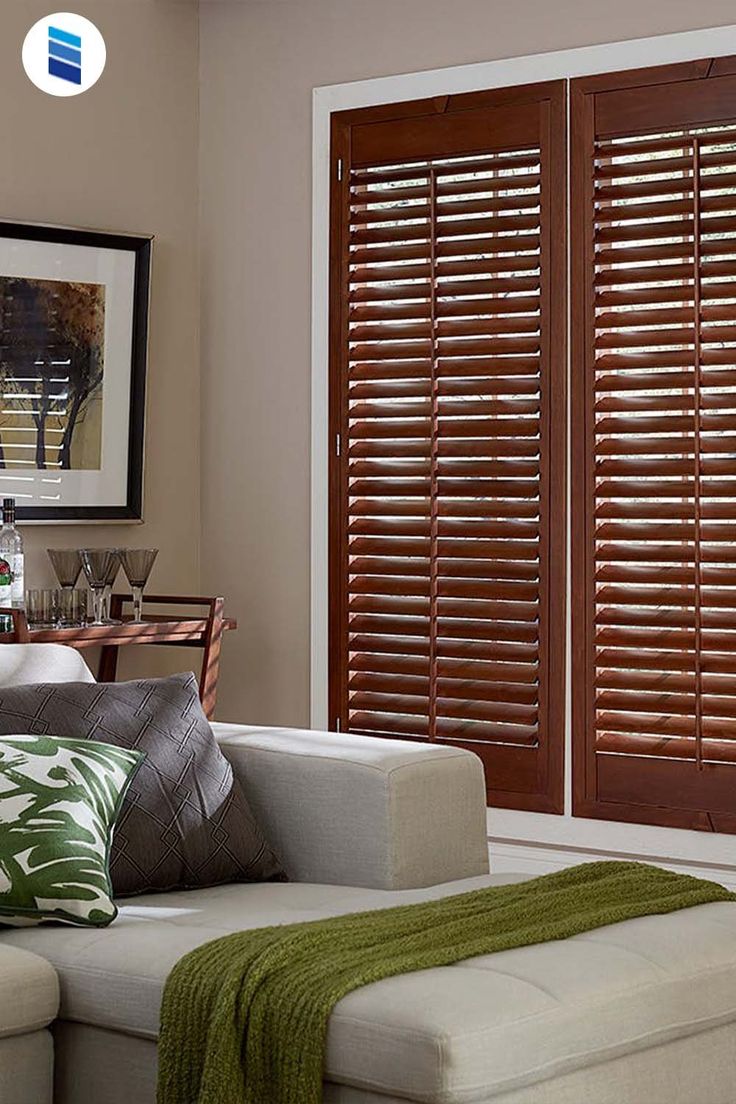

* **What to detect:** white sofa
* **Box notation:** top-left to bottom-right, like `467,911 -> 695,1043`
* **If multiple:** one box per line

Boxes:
1,645 -> 736,1104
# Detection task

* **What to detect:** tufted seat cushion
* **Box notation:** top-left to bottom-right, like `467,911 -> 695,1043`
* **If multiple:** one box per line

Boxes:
2,874 -> 736,1102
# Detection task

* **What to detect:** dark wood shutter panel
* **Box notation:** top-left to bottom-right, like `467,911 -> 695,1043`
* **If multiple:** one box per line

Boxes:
330,83 -> 566,812
572,59 -> 736,832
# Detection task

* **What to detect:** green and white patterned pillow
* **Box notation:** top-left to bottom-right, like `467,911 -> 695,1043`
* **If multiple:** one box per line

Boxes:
0,734 -> 143,927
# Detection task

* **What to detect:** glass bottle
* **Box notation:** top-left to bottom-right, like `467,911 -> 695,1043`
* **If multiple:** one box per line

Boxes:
0,499 -> 24,608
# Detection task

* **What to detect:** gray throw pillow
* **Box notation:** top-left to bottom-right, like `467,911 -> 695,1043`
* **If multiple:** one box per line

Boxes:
0,672 -> 286,896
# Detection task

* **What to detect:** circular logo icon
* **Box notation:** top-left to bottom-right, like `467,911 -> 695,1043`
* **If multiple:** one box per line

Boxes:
22,12 -> 106,97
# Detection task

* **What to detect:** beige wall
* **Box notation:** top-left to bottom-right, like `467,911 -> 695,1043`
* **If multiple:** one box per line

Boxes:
199,0 -> 736,724
1,0 -> 200,679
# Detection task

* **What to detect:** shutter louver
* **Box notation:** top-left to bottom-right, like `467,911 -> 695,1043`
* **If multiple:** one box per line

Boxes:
572,60 -> 736,832
330,85 -> 566,811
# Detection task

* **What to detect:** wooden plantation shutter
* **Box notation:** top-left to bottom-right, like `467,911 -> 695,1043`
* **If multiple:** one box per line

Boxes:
571,57 -> 736,831
329,83 -> 566,811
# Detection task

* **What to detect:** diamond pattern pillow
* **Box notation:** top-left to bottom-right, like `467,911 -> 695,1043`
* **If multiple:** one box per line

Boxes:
0,734 -> 143,926
0,673 -> 286,896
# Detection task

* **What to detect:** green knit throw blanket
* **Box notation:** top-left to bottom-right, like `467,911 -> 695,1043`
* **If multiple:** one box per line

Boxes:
157,861 -> 733,1104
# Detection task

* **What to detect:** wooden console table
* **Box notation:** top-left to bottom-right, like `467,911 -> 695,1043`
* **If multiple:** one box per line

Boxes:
0,595 -> 236,718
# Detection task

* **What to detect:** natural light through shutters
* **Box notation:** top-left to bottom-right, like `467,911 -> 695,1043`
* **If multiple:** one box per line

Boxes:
346,146 -> 544,747
592,123 -> 736,769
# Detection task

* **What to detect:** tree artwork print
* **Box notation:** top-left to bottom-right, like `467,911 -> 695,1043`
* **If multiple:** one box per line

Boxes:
0,277 -> 104,471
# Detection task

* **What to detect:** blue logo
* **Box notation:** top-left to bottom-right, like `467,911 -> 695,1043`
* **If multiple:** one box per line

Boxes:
23,14 -> 104,97
47,25 -> 81,85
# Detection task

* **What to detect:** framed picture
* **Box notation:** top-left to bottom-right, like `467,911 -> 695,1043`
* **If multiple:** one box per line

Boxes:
0,220 -> 152,522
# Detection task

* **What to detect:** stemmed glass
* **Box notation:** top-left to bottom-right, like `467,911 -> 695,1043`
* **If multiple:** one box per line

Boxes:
79,549 -> 119,627
47,549 -> 82,593
118,549 -> 158,623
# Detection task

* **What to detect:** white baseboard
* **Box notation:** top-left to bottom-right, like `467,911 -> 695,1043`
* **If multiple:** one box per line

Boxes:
489,837 -> 736,892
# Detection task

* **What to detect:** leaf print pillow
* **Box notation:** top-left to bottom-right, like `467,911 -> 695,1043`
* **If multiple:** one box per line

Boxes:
0,734 -> 143,927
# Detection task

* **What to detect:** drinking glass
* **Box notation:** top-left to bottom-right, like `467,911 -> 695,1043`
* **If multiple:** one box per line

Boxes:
47,549 -> 82,592
80,549 -> 119,626
26,588 -> 60,629
58,587 -> 87,628
118,549 -> 158,623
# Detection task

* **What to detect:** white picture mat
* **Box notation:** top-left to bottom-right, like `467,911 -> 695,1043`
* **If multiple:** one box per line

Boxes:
0,236 -> 136,507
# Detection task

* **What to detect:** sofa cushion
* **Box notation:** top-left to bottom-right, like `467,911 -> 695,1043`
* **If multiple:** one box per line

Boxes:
0,673 -> 285,896
3,875 -> 736,1102
0,944 -> 58,1038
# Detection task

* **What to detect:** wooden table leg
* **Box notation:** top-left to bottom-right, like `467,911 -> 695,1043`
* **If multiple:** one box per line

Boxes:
7,608 -> 30,642
200,596 -> 225,719
98,593 -> 122,682
98,644 -> 119,683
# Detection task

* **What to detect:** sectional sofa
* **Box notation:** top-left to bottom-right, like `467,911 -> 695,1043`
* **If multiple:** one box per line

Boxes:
2,644 -> 736,1104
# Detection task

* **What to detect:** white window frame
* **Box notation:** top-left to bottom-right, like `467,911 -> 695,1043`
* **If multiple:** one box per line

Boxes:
311,25 -> 736,885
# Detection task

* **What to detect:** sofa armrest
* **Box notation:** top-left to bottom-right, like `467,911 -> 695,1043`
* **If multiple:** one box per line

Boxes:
212,723 -> 489,890
0,945 -> 59,1039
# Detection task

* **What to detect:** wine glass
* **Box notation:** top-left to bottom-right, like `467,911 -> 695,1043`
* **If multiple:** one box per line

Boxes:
47,548 -> 82,591
118,549 -> 158,623
79,549 -> 119,626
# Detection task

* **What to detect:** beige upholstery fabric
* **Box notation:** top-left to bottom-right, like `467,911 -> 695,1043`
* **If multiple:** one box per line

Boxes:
4,877 -> 736,1103
0,643 -> 94,688
212,723 -> 490,889
0,1030 -> 54,1104
51,1020 -> 736,1104
53,1024 -> 157,1104
0,945 -> 58,1039
0,945 -> 56,1104
323,1020 -> 736,1103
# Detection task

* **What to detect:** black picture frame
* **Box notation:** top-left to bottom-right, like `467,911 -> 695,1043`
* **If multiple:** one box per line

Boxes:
0,220 -> 152,522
